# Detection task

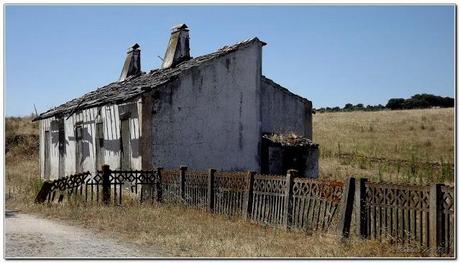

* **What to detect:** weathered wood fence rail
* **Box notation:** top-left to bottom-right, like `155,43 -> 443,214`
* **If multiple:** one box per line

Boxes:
35,165 -> 454,256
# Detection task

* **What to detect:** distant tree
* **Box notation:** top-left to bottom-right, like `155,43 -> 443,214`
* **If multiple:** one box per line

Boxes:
440,96 -> 454,107
386,98 -> 405,110
364,104 -> 379,111
332,106 -> 340,112
386,94 -> 453,110
344,103 -> 354,111
317,94 -> 452,113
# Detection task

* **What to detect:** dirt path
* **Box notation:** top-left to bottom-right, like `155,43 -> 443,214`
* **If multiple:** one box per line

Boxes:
5,211 -> 170,258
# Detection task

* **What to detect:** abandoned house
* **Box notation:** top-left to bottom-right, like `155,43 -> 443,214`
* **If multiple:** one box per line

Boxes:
34,24 -> 318,180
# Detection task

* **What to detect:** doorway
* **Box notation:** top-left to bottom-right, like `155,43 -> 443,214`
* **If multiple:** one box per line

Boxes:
75,125 -> 83,173
120,118 -> 131,170
44,130 -> 50,180
95,122 -> 105,170
58,120 -> 65,178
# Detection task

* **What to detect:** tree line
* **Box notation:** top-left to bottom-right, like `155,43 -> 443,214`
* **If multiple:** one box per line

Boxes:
314,93 -> 454,113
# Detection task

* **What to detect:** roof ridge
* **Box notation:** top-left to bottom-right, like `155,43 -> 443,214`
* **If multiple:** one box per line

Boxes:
34,36 -> 266,121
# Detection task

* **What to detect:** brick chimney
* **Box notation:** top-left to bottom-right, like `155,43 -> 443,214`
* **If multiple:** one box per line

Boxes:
161,24 -> 191,69
119,43 -> 141,81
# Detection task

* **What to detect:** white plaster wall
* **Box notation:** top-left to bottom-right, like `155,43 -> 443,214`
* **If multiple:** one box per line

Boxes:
151,43 -> 262,171
260,79 -> 313,139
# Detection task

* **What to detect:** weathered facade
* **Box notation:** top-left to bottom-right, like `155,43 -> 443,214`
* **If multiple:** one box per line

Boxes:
35,24 -> 314,180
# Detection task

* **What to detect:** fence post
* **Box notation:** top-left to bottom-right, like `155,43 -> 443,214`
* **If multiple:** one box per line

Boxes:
35,181 -> 53,204
180,165 -> 187,201
338,177 -> 356,239
207,168 -> 216,212
156,167 -> 163,202
356,178 -> 369,239
429,183 -> 445,255
243,171 -> 256,220
102,164 -> 111,205
283,169 -> 296,229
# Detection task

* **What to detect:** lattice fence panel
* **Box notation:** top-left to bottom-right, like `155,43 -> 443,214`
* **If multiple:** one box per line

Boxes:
161,169 -> 181,203
214,172 -> 248,216
365,182 -> 431,246
84,170 -> 157,204
250,175 -> 288,226
184,171 -> 208,208
291,178 -> 344,232
441,185 -> 454,254
46,172 -> 91,203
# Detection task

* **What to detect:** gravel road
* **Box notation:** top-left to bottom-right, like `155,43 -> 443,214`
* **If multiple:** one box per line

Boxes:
5,211 -> 169,258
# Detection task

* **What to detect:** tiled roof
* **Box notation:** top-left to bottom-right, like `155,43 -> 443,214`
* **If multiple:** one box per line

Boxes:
34,37 -> 266,121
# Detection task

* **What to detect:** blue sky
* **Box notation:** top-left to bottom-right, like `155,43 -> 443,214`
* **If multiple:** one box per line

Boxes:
5,5 -> 455,116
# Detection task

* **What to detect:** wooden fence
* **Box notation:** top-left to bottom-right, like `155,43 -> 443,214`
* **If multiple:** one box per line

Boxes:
357,178 -> 455,255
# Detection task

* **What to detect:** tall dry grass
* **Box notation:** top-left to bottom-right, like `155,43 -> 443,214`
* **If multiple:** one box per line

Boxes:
21,201 -> 429,257
314,108 -> 454,161
5,111 -> 449,257
313,108 -> 454,184
5,116 -> 41,207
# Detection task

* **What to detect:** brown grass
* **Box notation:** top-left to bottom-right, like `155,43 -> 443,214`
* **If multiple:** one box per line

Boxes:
5,116 -> 41,207
5,110 -> 449,257
20,202 -> 429,257
313,108 -> 454,184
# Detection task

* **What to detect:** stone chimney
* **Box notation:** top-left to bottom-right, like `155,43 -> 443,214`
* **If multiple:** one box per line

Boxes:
161,24 -> 191,69
119,43 -> 141,81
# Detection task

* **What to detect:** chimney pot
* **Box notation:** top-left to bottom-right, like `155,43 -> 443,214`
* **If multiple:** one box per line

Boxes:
161,23 -> 191,69
119,43 -> 141,81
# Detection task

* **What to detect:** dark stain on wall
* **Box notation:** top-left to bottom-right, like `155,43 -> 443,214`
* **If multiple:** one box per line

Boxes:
191,67 -> 203,90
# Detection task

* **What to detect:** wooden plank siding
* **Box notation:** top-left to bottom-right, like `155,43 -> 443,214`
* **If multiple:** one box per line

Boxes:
38,100 -> 143,180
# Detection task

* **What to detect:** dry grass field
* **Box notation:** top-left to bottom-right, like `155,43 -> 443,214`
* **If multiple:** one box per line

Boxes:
314,108 -> 454,184
19,201 -> 428,257
5,108 -> 454,257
